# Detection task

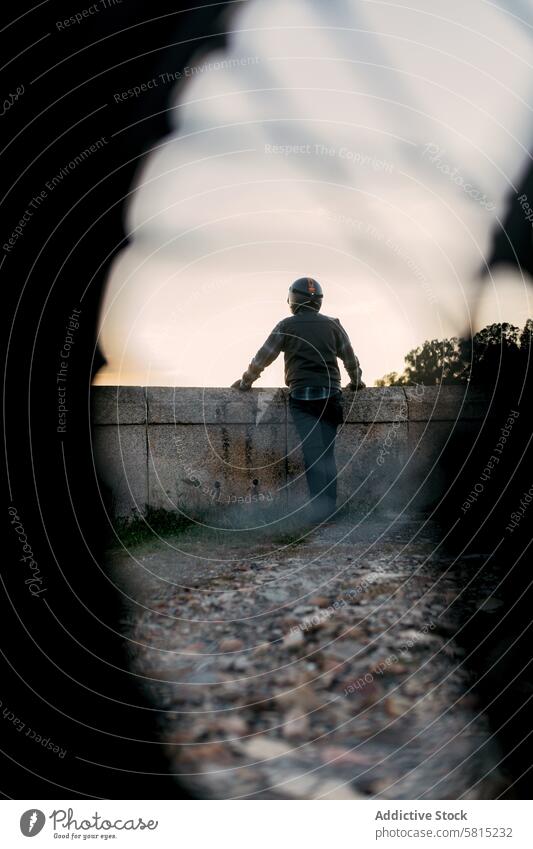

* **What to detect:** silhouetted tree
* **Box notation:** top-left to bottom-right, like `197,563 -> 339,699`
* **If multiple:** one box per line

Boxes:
377,320 -> 531,386
375,371 -> 407,387
465,322 -> 522,386
519,317 -> 533,350
403,337 -> 463,385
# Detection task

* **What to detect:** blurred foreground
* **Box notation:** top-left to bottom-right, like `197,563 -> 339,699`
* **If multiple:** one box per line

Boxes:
108,515 -> 507,799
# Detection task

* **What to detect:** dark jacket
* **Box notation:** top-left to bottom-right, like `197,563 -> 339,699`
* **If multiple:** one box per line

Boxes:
241,308 -> 363,391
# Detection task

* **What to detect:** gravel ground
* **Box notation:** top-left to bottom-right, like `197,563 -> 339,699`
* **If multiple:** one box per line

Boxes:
107,514 -> 507,799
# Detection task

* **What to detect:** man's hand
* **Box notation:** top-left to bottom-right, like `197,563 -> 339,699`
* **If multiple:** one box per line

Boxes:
345,380 -> 366,391
231,379 -> 252,391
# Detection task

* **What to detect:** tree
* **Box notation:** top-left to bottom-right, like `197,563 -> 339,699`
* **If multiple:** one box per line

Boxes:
376,320 -> 531,386
377,337 -> 463,385
519,318 -> 533,351
403,337 -> 463,385
467,323 -> 521,385
375,371 -> 406,387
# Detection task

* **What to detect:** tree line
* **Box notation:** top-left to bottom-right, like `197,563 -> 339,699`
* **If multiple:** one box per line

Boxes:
376,320 -> 533,387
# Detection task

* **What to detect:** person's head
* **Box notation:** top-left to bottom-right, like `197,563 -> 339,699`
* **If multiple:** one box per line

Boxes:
287,277 -> 323,314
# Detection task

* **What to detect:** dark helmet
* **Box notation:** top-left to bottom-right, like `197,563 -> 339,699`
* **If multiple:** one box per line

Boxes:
288,277 -> 323,312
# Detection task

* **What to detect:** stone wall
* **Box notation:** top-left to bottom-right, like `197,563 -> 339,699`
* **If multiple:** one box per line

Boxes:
91,386 -> 491,520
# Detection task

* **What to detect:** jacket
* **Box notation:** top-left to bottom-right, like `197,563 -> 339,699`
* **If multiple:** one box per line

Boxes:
241,308 -> 363,391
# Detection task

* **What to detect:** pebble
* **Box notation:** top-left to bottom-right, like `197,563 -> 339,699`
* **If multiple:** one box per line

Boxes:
308,596 -> 330,608
120,517 -> 500,800
219,638 -> 244,652
282,708 -> 310,739
283,629 -> 304,650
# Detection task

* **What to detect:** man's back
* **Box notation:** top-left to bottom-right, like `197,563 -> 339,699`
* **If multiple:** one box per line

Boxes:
276,311 -> 345,391
238,309 -> 361,392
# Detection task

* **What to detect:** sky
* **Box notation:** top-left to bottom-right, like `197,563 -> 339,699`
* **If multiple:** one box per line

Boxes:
95,0 -> 533,387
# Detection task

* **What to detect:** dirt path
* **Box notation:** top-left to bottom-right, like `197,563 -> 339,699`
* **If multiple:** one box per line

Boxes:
108,516 -> 505,799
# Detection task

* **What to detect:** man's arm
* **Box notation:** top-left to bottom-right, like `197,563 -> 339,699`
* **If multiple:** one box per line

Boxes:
335,319 -> 365,389
232,322 -> 285,390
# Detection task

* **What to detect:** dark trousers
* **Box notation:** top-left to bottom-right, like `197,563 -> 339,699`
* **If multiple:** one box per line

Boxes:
289,392 -> 343,518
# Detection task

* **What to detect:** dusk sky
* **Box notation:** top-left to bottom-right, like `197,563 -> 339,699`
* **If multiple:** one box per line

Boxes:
96,0 -> 533,387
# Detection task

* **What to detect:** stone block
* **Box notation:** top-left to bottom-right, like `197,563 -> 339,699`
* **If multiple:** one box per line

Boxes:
286,418 -> 409,513
336,421 -> 409,512
93,424 -> 148,518
285,421 -> 310,511
342,387 -> 407,422
91,387 -> 487,520
405,385 -> 490,421
91,386 -> 146,425
147,387 -> 286,424
147,423 -> 287,517
405,419 -> 479,511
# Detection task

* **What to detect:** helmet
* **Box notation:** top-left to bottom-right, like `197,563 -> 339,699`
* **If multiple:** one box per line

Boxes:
288,277 -> 323,312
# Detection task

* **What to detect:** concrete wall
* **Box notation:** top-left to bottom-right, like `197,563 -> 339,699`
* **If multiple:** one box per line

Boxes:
91,386 -> 491,520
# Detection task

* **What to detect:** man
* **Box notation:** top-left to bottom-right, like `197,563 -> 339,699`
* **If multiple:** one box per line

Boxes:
231,277 -> 365,521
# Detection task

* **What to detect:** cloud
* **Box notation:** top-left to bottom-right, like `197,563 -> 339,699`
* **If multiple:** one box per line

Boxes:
98,0 -> 533,386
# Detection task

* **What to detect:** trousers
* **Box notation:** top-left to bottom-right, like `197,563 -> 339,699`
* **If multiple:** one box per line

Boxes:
289,392 -> 343,517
